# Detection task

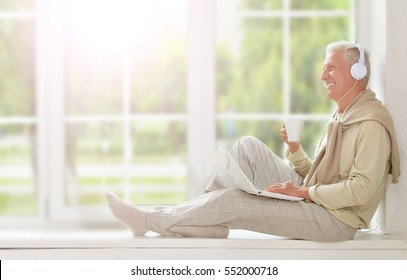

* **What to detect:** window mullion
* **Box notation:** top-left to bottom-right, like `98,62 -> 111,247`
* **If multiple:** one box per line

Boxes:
45,0 -> 69,222
187,0 -> 216,198
283,0 -> 291,116
122,48 -> 132,201
36,0 -> 49,220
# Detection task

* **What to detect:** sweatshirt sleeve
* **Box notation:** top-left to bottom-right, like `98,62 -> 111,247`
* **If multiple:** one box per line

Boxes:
308,121 -> 391,209
285,146 -> 313,178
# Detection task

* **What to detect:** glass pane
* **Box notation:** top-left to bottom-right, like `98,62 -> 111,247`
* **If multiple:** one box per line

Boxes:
216,17 -> 283,113
291,0 -> 353,10
131,121 -> 187,205
0,19 -> 36,116
65,122 -> 123,206
64,35 -> 123,115
218,0 -> 283,12
65,121 -> 188,206
63,0 -> 135,115
0,0 -> 36,11
290,17 -> 351,114
301,120 -> 327,157
217,120 -> 285,157
151,0 -> 187,13
217,119 -> 327,163
130,17 -> 187,114
64,0 -> 187,115
0,124 -> 37,215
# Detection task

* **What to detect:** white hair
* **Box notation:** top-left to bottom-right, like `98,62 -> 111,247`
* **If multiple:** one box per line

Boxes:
326,41 -> 370,85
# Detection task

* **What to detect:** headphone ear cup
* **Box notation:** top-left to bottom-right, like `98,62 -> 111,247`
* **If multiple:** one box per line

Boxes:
350,62 -> 367,80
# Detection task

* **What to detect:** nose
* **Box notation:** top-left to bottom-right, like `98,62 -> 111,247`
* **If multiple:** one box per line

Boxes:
320,68 -> 328,81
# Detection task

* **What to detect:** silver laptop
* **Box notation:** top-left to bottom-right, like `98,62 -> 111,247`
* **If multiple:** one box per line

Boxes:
204,149 -> 303,201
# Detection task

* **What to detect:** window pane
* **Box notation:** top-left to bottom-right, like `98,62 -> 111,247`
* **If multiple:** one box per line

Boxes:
65,121 -> 188,205
291,0 -> 353,10
131,121 -> 187,205
290,17 -> 351,114
130,17 -> 186,114
216,16 -> 283,113
64,37 -> 123,115
0,0 -> 36,11
300,120 -> 326,157
0,124 -> 37,215
216,119 -> 327,167
0,19 -> 36,116
65,122 -> 123,206
218,0 -> 283,12
217,120 -> 285,156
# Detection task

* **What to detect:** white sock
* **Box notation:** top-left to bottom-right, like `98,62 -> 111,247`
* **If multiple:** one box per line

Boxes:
106,192 -> 148,236
169,225 -> 229,238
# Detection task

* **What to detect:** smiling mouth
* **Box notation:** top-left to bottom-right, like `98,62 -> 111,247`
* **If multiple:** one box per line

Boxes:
324,82 -> 335,89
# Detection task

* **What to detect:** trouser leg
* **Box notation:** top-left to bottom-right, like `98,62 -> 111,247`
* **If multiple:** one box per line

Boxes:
229,136 -> 303,188
145,136 -> 355,241
206,136 -> 302,192
146,188 -> 356,242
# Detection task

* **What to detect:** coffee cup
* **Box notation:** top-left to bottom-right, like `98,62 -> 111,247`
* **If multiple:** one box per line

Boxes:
284,117 -> 304,142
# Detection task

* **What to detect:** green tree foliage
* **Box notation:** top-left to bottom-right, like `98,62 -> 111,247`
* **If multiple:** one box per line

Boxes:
0,20 -> 35,116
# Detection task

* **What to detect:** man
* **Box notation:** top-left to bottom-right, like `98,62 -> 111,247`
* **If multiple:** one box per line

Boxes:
107,41 -> 400,241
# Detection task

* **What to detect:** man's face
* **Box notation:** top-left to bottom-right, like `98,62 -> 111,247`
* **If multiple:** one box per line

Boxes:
320,50 -> 355,102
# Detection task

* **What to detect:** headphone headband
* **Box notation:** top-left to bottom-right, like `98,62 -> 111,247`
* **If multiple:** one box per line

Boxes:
357,43 -> 365,64
350,43 -> 367,80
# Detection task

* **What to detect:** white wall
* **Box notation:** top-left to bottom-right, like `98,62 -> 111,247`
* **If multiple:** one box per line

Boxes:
384,0 -> 407,234
357,0 -> 386,101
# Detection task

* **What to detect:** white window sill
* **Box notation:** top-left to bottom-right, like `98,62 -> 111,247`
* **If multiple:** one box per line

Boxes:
1,229 -> 407,259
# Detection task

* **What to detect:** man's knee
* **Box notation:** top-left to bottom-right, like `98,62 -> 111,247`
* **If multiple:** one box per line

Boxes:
236,136 -> 263,149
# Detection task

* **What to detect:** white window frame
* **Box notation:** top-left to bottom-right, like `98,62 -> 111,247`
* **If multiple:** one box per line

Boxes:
2,0 -> 387,228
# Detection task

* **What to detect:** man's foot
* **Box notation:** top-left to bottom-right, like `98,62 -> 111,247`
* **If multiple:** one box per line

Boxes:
106,192 -> 148,236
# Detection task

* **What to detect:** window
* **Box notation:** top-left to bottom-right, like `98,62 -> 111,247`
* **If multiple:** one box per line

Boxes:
0,0 -> 356,224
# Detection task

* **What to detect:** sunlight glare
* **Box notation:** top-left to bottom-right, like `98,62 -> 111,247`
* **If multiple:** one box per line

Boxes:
64,0 -> 162,54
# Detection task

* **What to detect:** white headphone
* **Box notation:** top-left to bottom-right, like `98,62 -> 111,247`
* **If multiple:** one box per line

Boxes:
350,43 -> 367,80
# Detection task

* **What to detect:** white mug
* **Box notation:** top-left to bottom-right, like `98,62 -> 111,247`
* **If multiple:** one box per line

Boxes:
284,117 -> 304,142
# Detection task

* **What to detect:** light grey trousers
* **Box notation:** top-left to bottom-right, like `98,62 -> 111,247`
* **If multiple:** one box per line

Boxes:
145,136 -> 357,241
